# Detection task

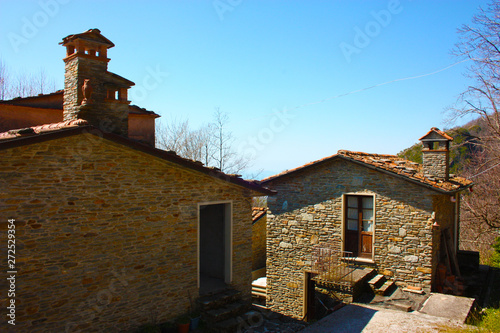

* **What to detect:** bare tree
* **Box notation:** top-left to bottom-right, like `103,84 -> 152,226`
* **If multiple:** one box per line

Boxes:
33,68 -> 56,95
450,1 -> 500,158
156,109 -> 251,175
211,107 -> 250,175
0,60 -> 57,100
0,59 -> 9,100
156,118 -> 191,153
459,149 -> 500,260
461,150 -> 500,229
448,1 -> 500,263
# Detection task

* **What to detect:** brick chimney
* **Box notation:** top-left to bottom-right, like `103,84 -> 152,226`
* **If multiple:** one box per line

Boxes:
419,127 -> 453,180
60,29 -> 134,137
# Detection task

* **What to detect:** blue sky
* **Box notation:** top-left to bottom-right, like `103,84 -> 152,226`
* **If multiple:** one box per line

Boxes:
0,0 -> 489,178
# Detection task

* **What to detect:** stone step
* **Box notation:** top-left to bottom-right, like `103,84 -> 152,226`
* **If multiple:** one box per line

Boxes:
389,301 -> 412,312
252,285 -> 266,298
197,288 -> 242,311
368,274 -> 386,289
377,280 -> 396,296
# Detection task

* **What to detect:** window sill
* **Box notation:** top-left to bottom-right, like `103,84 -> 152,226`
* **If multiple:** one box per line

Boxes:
340,257 -> 374,264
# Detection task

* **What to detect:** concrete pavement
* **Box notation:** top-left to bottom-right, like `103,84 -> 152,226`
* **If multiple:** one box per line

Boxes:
300,303 -> 471,333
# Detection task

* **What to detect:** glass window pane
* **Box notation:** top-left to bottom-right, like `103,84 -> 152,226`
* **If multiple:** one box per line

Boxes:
362,197 -> 373,209
348,208 -> 358,219
348,219 -> 358,230
347,196 -> 358,208
363,220 -> 373,232
363,209 -> 373,220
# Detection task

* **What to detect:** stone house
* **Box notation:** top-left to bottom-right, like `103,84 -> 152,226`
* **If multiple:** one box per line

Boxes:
260,129 -> 472,319
0,29 -> 272,332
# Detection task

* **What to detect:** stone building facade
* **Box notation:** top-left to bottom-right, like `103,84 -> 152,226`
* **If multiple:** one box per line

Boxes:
261,129 -> 471,319
0,29 -> 272,332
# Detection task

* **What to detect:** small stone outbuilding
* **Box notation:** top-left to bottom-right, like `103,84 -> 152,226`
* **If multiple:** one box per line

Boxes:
261,128 -> 472,319
0,29 -> 273,332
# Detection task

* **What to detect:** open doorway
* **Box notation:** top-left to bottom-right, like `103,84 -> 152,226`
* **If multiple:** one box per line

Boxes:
304,272 -> 316,322
199,202 -> 232,295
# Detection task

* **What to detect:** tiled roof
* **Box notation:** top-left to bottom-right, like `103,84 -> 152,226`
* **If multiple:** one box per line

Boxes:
252,207 -> 267,223
261,150 -> 472,194
0,91 -> 159,117
129,105 -> 160,117
0,90 -> 64,104
419,127 -> 453,141
0,122 -> 274,196
106,71 -> 135,87
0,119 -> 88,140
60,28 -> 115,48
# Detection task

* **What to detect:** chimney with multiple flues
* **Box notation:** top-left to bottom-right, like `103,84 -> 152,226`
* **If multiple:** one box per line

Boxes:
60,29 -> 134,137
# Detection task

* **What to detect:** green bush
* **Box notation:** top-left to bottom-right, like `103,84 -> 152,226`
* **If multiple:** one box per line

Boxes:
488,237 -> 500,268
479,308 -> 500,332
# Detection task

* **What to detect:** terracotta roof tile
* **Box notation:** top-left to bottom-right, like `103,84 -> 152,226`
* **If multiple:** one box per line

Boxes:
261,150 -> 472,193
252,207 -> 267,222
0,90 -> 64,104
419,127 -> 453,141
60,28 -> 114,48
0,119 -> 89,140
0,92 -> 159,118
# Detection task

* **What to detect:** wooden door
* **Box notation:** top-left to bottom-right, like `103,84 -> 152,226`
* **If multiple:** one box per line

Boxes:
345,196 -> 373,258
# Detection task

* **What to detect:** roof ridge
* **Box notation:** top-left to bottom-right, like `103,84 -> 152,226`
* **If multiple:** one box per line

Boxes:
0,119 -> 89,140
0,90 -> 64,103
262,149 -> 471,193
0,124 -> 275,196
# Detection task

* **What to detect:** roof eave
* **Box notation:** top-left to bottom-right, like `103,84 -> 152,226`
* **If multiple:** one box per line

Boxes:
0,126 -> 275,196
261,154 -> 340,183
338,155 -> 470,194
261,154 -> 470,195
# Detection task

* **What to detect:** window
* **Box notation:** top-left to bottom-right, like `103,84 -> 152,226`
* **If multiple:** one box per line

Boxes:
344,195 -> 374,258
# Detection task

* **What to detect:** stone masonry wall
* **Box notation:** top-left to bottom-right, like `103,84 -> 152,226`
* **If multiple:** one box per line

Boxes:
252,215 -> 267,271
64,57 -> 129,137
0,134 -> 254,332
264,158 -> 450,319
422,150 -> 449,179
